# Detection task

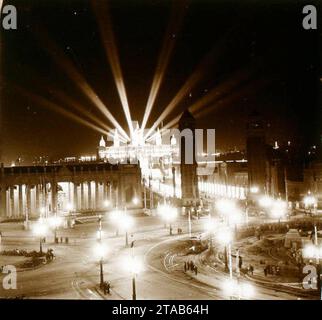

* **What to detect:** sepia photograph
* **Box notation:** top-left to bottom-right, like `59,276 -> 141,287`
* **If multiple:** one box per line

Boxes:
0,0 -> 321,307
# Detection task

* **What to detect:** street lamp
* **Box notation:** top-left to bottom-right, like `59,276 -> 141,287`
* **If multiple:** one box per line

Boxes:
118,213 -> 134,246
132,197 -> 139,205
250,186 -> 259,194
270,199 -> 287,223
47,216 -> 63,242
93,242 -> 108,288
123,255 -> 143,300
33,221 -> 48,254
304,192 -> 317,216
103,200 -> 111,208
157,204 -> 177,235
216,228 -> 233,276
258,195 -> 273,208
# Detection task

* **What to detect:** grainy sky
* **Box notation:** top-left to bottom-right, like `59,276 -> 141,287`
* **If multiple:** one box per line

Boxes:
1,0 -> 321,165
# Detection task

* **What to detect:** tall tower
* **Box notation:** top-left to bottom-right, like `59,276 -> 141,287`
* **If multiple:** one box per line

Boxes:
246,111 -> 267,193
97,136 -> 106,159
179,110 -> 199,207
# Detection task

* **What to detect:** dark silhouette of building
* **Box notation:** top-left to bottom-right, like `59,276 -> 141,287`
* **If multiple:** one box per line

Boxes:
179,110 -> 199,206
246,112 -> 267,193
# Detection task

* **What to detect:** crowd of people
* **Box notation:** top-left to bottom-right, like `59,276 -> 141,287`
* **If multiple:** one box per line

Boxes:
184,261 -> 198,275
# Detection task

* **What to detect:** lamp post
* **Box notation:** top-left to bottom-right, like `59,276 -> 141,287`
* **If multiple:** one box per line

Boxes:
270,199 -> 287,224
216,228 -> 233,276
157,203 -> 177,235
94,242 -> 107,288
47,216 -> 63,243
33,221 -> 48,254
123,255 -> 143,300
119,210 -> 134,247
94,214 -> 108,289
304,192 -> 317,216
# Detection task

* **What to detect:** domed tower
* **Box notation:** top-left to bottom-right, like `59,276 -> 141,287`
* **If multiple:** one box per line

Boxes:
179,110 -> 199,207
97,136 -> 106,160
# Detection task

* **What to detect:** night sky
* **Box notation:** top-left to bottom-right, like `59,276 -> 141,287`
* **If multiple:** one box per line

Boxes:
0,0 -> 321,165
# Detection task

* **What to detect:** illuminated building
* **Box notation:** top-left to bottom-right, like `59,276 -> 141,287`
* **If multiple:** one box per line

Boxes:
97,121 -> 179,179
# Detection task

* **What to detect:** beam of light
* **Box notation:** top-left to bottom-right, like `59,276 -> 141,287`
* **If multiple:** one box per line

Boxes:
34,28 -> 130,142
50,88 -> 113,133
194,78 -> 270,119
144,28 -> 234,142
15,86 -> 110,137
50,88 -> 126,143
141,1 -> 187,133
147,59 -> 265,139
92,1 -> 133,136
146,114 -> 181,143
189,68 -> 257,115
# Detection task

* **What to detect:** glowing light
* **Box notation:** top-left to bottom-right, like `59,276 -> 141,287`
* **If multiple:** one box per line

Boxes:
93,242 -> 108,259
216,199 -> 236,215
304,194 -> 316,207
216,228 -> 233,245
270,199 -> 287,219
119,214 -> 134,231
122,256 -> 144,275
223,279 -> 236,297
250,186 -> 259,194
110,210 -> 121,222
47,216 -> 63,228
51,87 -> 113,134
157,204 -> 177,222
104,200 -> 111,208
33,221 -> 48,237
258,195 -> 273,208
132,197 -> 139,205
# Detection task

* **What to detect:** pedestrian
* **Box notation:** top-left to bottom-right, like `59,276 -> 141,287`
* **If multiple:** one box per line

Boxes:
264,266 -> 267,277
250,265 -> 254,275
239,256 -> 243,270
184,262 -> 187,272
195,266 -> 198,275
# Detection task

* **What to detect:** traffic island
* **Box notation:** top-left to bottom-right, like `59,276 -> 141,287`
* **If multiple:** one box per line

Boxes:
0,249 -> 55,271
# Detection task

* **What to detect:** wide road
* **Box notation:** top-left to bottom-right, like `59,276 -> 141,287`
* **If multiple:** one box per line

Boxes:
0,215 -> 312,300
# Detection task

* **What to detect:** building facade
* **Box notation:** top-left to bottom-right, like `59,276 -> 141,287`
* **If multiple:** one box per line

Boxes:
0,162 -> 142,220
